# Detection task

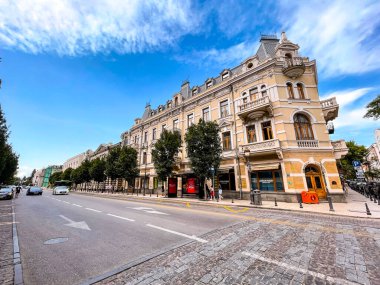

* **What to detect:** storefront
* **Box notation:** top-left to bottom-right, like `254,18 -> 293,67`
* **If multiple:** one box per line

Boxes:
250,167 -> 284,192
217,169 -> 236,191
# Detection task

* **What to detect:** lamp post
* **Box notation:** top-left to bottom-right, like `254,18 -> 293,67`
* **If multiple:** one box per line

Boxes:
235,148 -> 243,200
244,148 -> 253,204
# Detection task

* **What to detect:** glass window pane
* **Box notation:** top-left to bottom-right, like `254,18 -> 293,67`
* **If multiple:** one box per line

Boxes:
315,176 -> 322,188
251,173 -> 258,190
306,176 -> 313,188
247,125 -> 256,143
258,171 -> 274,191
274,171 -> 284,191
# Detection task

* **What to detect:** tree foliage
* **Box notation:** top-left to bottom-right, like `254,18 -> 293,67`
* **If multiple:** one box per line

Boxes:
151,129 -> 182,182
339,140 -> 368,179
0,105 -> 19,184
49,171 -> 62,185
185,119 -> 222,197
364,94 -> 380,120
61,167 -> 73,181
89,158 -> 106,184
105,147 -> 122,182
119,146 -> 139,187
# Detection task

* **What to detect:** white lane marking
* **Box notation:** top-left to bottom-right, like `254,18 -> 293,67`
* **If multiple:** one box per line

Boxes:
107,214 -> 135,222
63,201 -> 70,204
146,224 -> 207,243
128,207 -> 169,215
72,204 -> 83,207
242,252 -> 358,285
132,207 -> 154,210
59,215 -> 91,231
85,208 -> 102,213
145,210 -> 169,215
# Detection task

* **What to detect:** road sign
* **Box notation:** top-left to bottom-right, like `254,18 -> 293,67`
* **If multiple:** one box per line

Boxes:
352,160 -> 361,167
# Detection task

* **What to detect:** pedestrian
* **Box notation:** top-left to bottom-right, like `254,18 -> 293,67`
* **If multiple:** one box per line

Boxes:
15,185 -> 22,198
218,185 -> 223,201
210,185 -> 215,201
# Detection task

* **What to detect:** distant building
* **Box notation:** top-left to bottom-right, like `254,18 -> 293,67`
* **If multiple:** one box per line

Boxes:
33,169 -> 45,187
364,129 -> 380,181
42,165 -> 62,187
62,150 -> 93,171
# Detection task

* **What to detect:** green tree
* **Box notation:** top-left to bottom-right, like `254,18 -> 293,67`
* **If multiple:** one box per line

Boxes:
70,167 -> 83,189
151,129 -> 182,191
339,140 -> 367,179
364,94 -> 380,120
185,119 -> 222,199
89,158 -> 106,191
119,145 -> 139,191
61,167 -> 73,181
49,171 -> 62,186
105,147 -> 122,191
0,144 -> 19,184
80,160 -> 92,190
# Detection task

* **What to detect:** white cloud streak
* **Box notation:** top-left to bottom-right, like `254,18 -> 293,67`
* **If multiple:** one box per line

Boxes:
0,0 -> 198,55
279,0 -> 380,77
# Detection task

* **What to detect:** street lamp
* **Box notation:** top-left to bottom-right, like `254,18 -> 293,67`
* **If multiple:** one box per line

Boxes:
244,148 -> 253,204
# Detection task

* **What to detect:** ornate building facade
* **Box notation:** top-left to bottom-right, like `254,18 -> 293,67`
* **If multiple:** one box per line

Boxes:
62,150 -> 93,171
121,32 -> 348,202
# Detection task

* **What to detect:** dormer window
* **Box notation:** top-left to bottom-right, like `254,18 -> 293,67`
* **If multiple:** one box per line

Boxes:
192,88 -> 198,96
222,72 -> 229,80
174,97 -> 178,107
151,111 -> 154,116
206,80 -> 213,88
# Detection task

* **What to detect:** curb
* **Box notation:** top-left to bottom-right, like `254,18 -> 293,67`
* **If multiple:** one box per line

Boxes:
71,191 -> 380,220
12,202 -> 24,285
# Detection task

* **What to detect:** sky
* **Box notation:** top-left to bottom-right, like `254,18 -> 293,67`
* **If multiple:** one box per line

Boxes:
0,0 -> 379,178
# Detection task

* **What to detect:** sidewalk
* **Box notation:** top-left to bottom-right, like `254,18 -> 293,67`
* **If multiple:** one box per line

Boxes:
72,187 -> 380,219
0,200 -> 14,285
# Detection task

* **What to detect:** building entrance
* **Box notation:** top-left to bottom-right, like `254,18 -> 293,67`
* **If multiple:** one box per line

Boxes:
305,165 -> 326,199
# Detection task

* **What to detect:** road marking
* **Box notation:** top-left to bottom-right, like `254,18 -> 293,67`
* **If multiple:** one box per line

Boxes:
132,207 -> 154,210
63,201 -> 70,204
242,252 -> 357,285
129,207 -> 169,215
146,224 -> 208,243
145,210 -> 169,215
107,214 -> 135,222
185,202 -> 191,208
85,208 -> 102,213
59,215 -> 91,231
72,204 -> 83,207
223,206 -> 249,214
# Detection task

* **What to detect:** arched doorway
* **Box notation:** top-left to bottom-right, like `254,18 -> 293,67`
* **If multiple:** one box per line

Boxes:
305,165 -> 326,199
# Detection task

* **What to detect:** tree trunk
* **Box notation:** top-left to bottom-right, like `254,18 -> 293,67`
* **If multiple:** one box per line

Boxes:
203,178 -> 207,200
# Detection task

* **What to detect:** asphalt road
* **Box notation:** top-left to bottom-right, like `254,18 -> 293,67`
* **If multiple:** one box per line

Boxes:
14,190 -> 240,285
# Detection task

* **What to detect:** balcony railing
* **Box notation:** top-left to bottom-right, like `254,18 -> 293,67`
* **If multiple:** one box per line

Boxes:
320,97 -> 339,121
237,96 -> 272,120
240,139 -> 281,155
296,140 -> 319,148
282,57 -> 305,78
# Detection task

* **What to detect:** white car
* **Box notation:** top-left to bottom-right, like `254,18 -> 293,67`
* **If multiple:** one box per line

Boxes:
53,186 -> 69,195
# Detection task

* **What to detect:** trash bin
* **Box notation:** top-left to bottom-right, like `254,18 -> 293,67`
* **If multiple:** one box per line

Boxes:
253,190 -> 262,205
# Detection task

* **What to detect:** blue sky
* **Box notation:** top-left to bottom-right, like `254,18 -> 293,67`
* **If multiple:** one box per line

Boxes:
0,0 -> 379,178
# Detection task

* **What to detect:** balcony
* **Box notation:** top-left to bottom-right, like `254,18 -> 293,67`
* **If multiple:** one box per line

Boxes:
282,57 -> 305,78
321,97 -> 339,121
240,139 -> 281,157
296,140 -> 319,148
331,139 -> 349,159
237,96 -> 273,121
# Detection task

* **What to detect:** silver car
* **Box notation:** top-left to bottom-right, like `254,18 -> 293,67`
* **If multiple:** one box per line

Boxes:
53,186 -> 69,195
0,187 -> 13,200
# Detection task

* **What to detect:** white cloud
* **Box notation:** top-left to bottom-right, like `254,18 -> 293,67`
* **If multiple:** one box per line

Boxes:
17,165 -> 34,178
0,0 -> 198,55
175,41 -> 258,67
279,0 -> 380,77
320,88 -> 373,108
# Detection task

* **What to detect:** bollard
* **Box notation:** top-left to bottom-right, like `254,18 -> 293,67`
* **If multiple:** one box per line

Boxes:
327,196 -> 335,212
150,189 -> 152,197
231,192 -> 234,203
250,191 -> 254,205
370,194 -> 373,201
298,194 -> 303,208
374,195 -> 377,204
274,198 -> 278,207
157,190 -> 158,197
365,203 -> 372,215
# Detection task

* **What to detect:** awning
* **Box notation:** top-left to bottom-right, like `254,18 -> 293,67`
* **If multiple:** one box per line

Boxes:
251,163 -> 280,171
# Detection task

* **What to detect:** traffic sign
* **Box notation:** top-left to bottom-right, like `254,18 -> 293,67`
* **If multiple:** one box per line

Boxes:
352,161 -> 361,167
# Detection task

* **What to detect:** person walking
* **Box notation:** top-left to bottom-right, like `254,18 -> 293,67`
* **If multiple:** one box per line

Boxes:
210,185 -> 215,201
15,185 -> 22,198
218,185 -> 223,201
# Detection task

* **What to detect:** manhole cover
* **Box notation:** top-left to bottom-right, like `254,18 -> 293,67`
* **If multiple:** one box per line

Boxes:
44,237 -> 69,245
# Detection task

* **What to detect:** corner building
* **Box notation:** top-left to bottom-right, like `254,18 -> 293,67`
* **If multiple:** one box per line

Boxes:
122,33 -> 347,202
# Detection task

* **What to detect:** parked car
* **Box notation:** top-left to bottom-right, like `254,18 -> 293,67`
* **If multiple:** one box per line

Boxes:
0,187 -> 13,200
26,187 -> 43,196
53,186 -> 69,195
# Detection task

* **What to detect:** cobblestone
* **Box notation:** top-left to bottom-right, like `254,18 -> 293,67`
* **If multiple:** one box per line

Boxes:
97,210 -> 380,285
0,200 -> 14,285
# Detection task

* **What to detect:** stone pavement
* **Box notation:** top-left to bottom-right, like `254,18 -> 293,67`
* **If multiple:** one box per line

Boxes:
73,187 -> 380,219
96,210 -> 380,285
0,200 -> 14,285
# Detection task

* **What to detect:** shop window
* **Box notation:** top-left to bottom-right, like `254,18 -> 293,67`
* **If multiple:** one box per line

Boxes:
222,132 -> 231,150
287,82 -> 294,99
250,170 -> 284,192
294,114 -> 314,140
247,125 -> 257,143
261,121 -> 273,140
220,100 -> 229,118
297,83 -> 305,99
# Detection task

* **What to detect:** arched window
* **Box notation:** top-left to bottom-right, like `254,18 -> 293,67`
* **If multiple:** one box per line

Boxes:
261,85 -> 267,97
287,82 -> 294,99
297,83 -> 305,99
294,114 -> 314,140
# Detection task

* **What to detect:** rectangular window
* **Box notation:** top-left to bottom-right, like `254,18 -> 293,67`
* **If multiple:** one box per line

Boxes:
152,128 -> 156,140
261,121 -> 273,140
162,124 -> 166,133
187,113 -> 194,127
144,131 -> 148,143
250,170 -> 284,192
222,73 -> 229,80
206,81 -> 212,88
246,125 -> 257,143
222,132 -> 231,150
173,119 -> 179,130
220,100 -> 229,118
142,152 -> 147,164
249,87 -> 258,101
202,107 -> 210,122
